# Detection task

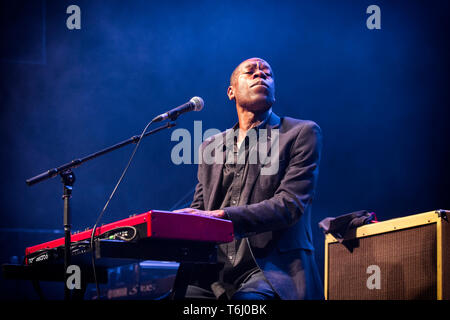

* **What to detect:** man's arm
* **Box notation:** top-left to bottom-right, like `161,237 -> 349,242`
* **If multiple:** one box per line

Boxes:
190,181 -> 205,210
189,163 -> 205,210
223,121 -> 322,238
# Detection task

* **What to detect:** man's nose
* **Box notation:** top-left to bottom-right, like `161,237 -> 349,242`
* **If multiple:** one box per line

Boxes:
252,69 -> 267,79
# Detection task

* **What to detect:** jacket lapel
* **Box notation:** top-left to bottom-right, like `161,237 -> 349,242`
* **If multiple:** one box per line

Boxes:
240,112 -> 281,205
205,130 -> 229,210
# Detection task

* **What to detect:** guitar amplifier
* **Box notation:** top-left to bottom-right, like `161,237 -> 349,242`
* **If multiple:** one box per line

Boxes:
324,210 -> 449,300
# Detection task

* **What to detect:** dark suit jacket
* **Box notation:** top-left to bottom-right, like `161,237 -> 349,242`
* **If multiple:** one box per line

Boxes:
190,111 -> 324,300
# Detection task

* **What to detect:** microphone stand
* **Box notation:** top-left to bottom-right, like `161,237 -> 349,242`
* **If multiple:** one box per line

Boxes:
26,121 -> 176,300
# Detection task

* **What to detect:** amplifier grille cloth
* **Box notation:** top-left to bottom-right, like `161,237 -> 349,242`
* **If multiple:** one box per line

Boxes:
328,224 -> 436,300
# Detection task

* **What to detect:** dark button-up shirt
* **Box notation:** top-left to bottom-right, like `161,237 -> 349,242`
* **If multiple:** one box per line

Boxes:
214,113 -> 272,298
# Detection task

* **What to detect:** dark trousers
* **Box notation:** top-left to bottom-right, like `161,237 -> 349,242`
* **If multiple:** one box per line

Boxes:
185,269 -> 280,300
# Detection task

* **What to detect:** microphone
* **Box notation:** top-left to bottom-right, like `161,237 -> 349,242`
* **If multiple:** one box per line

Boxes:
152,96 -> 204,122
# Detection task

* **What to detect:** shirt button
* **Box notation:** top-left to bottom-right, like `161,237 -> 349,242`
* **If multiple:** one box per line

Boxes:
229,256 -> 233,260
231,200 -> 237,205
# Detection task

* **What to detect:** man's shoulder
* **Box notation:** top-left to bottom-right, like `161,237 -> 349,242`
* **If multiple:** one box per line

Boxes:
282,116 -> 319,128
279,117 -> 322,155
200,128 -> 229,148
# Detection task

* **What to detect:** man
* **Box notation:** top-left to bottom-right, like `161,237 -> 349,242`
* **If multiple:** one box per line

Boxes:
174,57 -> 323,300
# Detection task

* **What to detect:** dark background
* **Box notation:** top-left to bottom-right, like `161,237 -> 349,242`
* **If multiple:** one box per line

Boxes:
0,0 -> 449,299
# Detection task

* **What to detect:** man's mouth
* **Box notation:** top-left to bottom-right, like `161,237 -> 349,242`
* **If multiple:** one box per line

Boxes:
251,81 -> 269,88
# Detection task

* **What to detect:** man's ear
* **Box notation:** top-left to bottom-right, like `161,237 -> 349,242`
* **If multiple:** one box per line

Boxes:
227,86 -> 235,101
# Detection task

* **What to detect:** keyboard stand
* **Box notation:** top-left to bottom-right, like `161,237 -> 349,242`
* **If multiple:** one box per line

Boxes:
2,238 -> 219,300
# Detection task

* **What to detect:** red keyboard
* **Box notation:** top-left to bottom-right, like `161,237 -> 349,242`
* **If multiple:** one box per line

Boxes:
25,210 -> 234,265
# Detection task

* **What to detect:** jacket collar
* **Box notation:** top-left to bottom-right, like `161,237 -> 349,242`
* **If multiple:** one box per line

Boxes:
218,110 -> 281,151
229,109 -> 281,132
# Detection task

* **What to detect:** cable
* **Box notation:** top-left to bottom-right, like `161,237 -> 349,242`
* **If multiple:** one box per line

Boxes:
90,119 -> 155,299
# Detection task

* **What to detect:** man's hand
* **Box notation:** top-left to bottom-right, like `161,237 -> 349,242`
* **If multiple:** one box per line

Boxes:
173,208 -> 226,219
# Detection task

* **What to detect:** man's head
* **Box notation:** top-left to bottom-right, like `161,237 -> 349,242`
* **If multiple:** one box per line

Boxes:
227,58 -> 275,113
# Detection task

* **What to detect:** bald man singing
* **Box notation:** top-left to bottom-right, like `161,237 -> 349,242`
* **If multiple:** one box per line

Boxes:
174,58 -> 323,300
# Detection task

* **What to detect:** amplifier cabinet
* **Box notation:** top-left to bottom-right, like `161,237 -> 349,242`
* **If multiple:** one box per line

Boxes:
324,210 -> 449,300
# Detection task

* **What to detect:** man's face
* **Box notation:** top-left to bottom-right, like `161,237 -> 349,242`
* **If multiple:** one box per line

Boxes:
228,58 -> 275,112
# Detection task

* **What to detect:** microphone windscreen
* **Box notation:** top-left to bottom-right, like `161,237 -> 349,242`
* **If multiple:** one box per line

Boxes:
190,96 -> 204,111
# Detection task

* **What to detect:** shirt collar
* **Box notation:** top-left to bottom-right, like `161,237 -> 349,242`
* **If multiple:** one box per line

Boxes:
231,109 -> 273,132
